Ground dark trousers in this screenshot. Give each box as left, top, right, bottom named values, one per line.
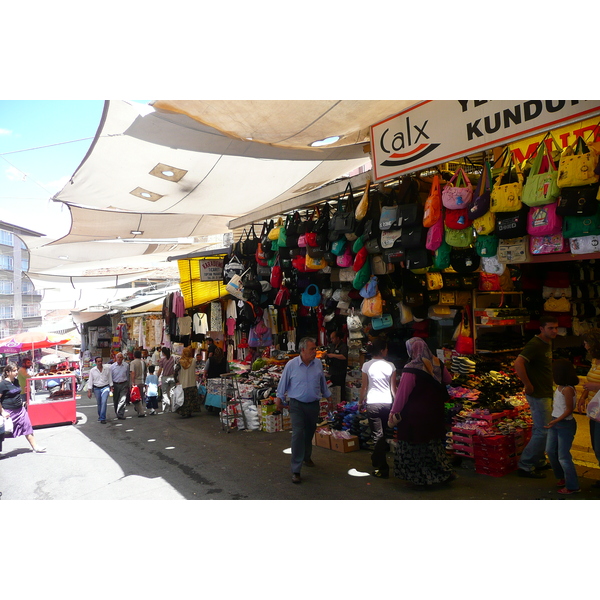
left=289, top=399, right=320, bottom=474
left=330, top=372, right=346, bottom=402
left=367, top=403, right=392, bottom=474
left=113, top=381, right=129, bottom=417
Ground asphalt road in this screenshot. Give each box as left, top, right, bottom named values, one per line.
left=1, top=394, right=599, bottom=501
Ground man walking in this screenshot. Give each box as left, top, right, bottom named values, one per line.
left=130, top=350, right=147, bottom=417
left=111, top=352, right=130, bottom=420
left=87, top=356, right=113, bottom=424
left=275, top=337, right=331, bottom=484
left=513, top=315, right=558, bottom=478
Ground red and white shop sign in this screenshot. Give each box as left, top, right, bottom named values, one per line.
left=370, top=100, right=600, bottom=182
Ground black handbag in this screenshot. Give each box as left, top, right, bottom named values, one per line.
left=365, top=237, right=382, bottom=254
left=495, top=206, right=529, bottom=239
left=260, top=220, right=274, bottom=246
left=397, top=203, right=424, bottom=228
left=556, top=183, right=600, bottom=216
left=450, top=247, right=481, bottom=273
left=330, top=183, right=357, bottom=234
left=382, top=248, right=405, bottom=264
left=400, top=225, right=427, bottom=250
left=241, top=226, right=260, bottom=257
left=404, top=248, right=431, bottom=270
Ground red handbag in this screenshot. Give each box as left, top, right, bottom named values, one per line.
left=275, top=287, right=290, bottom=307
left=444, top=207, right=472, bottom=230
left=478, top=272, right=501, bottom=291
left=270, top=259, right=283, bottom=288
left=455, top=306, right=474, bottom=355
left=352, top=246, right=368, bottom=272
left=130, top=385, right=141, bottom=403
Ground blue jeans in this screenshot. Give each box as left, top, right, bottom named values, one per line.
left=590, top=419, right=600, bottom=465
left=518, top=395, right=552, bottom=472
left=289, top=399, right=320, bottom=474
left=546, top=418, right=579, bottom=490
left=93, top=385, right=111, bottom=421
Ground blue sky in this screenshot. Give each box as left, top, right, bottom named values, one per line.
left=0, top=101, right=112, bottom=237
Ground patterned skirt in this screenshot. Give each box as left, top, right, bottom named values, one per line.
left=393, top=439, right=453, bottom=486
left=176, top=385, right=202, bottom=417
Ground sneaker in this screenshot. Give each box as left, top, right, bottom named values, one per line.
left=517, top=468, right=546, bottom=479
left=33, top=446, right=46, bottom=453
left=557, top=487, right=581, bottom=495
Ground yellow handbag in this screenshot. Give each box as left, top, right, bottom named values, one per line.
left=361, top=291, right=383, bottom=317
left=490, top=153, right=524, bottom=213
left=355, top=178, right=371, bottom=221
left=473, top=211, right=496, bottom=235
left=543, top=295, right=571, bottom=312
left=439, top=291, right=456, bottom=305
left=426, top=272, right=443, bottom=290
left=557, top=137, right=599, bottom=188
left=268, top=217, right=283, bottom=241
left=305, top=254, right=328, bottom=270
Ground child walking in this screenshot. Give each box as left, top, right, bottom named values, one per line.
left=545, top=358, right=580, bottom=495
left=145, top=365, right=159, bottom=415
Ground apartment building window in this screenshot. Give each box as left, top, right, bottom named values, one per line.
left=22, top=304, right=40, bottom=318
left=0, top=230, right=14, bottom=246
left=0, top=280, right=12, bottom=294
left=0, top=306, right=14, bottom=319
left=0, top=255, right=13, bottom=270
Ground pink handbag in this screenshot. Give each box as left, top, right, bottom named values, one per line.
left=526, top=202, right=562, bottom=237
left=442, top=168, right=473, bottom=209
left=336, top=246, right=354, bottom=268
left=426, top=215, right=444, bottom=251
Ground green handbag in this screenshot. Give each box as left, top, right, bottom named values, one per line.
left=475, top=234, right=499, bottom=257
left=562, top=207, right=600, bottom=239
left=331, top=237, right=347, bottom=256
left=353, top=260, right=372, bottom=290
left=432, top=240, right=452, bottom=270
left=278, top=214, right=292, bottom=247
left=522, top=138, right=561, bottom=207
left=444, top=224, right=474, bottom=248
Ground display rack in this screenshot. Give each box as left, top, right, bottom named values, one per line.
left=26, top=373, right=77, bottom=427
left=472, top=291, right=525, bottom=354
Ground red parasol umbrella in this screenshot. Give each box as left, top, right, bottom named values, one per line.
left=0, top=331, right=72, bottom=354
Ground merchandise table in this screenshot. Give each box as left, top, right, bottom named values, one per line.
left=26, top=373, right=77, bottom=427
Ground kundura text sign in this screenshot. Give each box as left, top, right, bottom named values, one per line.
left=370, top=100, right=600, bottom=182
left=199, top=258, right=224, bottom=282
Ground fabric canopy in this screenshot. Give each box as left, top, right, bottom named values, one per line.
left=43, top=100, right=416, bottom=277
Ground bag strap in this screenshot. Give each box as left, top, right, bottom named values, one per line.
left=338, top=182, right=355, bottom=211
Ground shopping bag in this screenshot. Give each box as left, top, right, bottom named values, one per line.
left=586, top=390, right=600, bottom=422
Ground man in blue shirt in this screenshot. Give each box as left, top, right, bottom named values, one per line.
left=276, top=337, right=331, bottom=484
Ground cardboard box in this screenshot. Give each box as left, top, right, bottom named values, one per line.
left=330, top=435, right=359, bottom=453
left=313, top=430, right=332, bottom=449
left=262, top=414, right=282, bottom=433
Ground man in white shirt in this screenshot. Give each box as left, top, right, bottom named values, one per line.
left=87, top=357, right=113, bottom=424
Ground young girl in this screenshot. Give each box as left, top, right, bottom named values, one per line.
left=545, top=358, right=580, bottom=495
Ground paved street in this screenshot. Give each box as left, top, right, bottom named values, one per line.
left=1, top=394, right=599, bottom=501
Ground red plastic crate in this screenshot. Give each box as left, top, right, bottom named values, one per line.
left=472, top=434, right=515, bottom=448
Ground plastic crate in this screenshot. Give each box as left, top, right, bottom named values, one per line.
left=472, top=433, right=515, bottom=448
left=475, top=460, right=518, bottom=477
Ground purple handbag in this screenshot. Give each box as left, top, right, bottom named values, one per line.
left=468, top=162, right=492, bottom=220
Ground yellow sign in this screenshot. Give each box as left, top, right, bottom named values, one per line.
left=509, top=116, right=600, bottom=162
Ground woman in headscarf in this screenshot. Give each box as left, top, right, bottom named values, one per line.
left=174, top=346, right=201, bottom=418
left=388, top=337, right=455, bottom=487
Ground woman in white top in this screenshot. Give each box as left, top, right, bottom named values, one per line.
left=359, top=338, right=397, bottom=478
left=545, top=358, right=579, bottom=494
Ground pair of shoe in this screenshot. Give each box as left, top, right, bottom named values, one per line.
left=33, top=446, right=46, bottom=453
left=303, top=459, right=315, bottom=467
left=292, top=473, right=301, bottom=484
left=100, top=420, right=107, bottom=424
left=557, top=487, right=581, bottom=495
left=117, top=416, right=126, bottom=420
left=517, top=468, right=546, bottom=479
left=148, top=409, right=156, bottom=416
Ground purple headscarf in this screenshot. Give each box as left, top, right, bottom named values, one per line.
left=404, top=337, right=443, bottom=382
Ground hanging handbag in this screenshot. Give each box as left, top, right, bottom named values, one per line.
left=268, top=217, right=283, bottom=241
left=331, top=237, right=347, bottom=256
left=371, top=254, right=394, bottom=275
left=444, top=224, right=474, bottom=248
left=556, top=183, right=600, bottom=216
left=353, top=246, right=368, bottom=272
left=274, top=286, right=291, bottom=307
left=397, top=203, right=424, bottom=228
left=305, top=254, right=328, bottom=271
left=490, top=151, right=524, bottom=212
left=371, top=314, right=394, bottom=330
left=442, top=168, right=473, bottom=209
left=494, top=206, right=529, bottom=239
left=382, top=248, right=405, bottom=264
left=562, top=206, right=600, bottom=238
left=473, top=210, right=496, bottom=236
left=522, top=138, right=561, bottom=206
left=401, top=225, right=427, bottom=249
left=330, top=183, right=357, bottom=234
left=365, top=237, right=382, bottom=254
left=529, top=234, right=569, bottom=255
left=450, top=247, right=480, bottom=273
left=432, top=240, right=452, bottom=270
left=543, top=295, right=571, bottom=312
left=423, top=174, right=443, bottom=227
left=380, top=228, right=403, bottom=249
left=336, top=246, right=354, bottom=268
left=497, top=236, right=530, bottom=263
left=355, top=179, right=370, bottom=221
left=475, top=234, right=498, bottom=257
left=359, top=275, right=379, bottom=299
left=242, top=225, right=260, bottom=256
left=439, top=291, right=456, bottom=305
left=527, top=202, right=562, bottom=236
left=301, top=284, right=322, bottom=307
left=404, top=248, right=431, bottom=270
left=425, top=215, right=444, bottom=251
left=426, top=272, right=443, bottom=290
left=455, top=306, right=474, bottom=355
left=569, top=235, right=600, bottom=254
left=223, top=254, right=245, bottom=283
left=478, top=272, right=501, bottom=291
left=481, top=255, right=506, bottom=275
left=444, top=207, right=472, bottom=230
left=557, top=136, right=600, bottom=188
left=270, top=258, right=283, bottom=288
left=353, top=261, right=372, bottom=290
left=361, top=291, right=383, bottom=317
left=468, top=162, right=493, bottom=220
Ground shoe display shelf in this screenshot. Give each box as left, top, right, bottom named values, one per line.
left=472, top=291, right=526, bottom=354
